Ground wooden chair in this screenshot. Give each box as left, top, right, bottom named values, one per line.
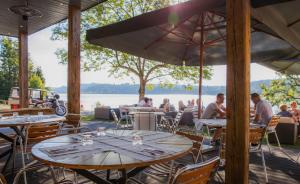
left=0, top=174, right=7, bottom=184
left=14, top=122, right=62, bottom=184
left=249, top=127, right=268, bottom=183
left=171, top=156, right=220, bottom=184
left=176, top=131, right=207, bottom=163
left=265, top=116, right=281, bottom=152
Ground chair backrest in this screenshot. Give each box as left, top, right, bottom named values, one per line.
left=175, top=111, right=184, bottom=123
left=249, top=127, right=265, bottom=145
left=176, top=131, right=203, bottom=149
left=172, top=157, right=220, bottom=184
left=267, top=116, right=280, bottom=131
left=110, top=109, right=119, bottom=123
left=26, top=122, right=61, bottom=144
left=0, top=174, right=6, bottom=184
left=279, top=117, right=295, bottom=124
left=192, top=109, right=199, bottom=120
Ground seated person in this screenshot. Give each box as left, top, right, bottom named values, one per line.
left=178, top=100, right=186, bottom=111
left=277, top=104, right=293, bottom=117
left=201, top=93, right=226, bottom=119
left=289, top=101, right=300, bottom=122
left=159, top=98, right=169, bottom=109
left=137, top=97, right=146, bottom=107
left=251, top=93, right=273, bottom=125
left=142, top=97, right=151, bottom=107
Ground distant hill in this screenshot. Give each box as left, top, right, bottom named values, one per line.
left=53, top=80, right=271, bottom=95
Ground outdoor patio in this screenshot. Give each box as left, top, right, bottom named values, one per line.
left=1, top=120, right=300, bottom=184
left=0, top=0, right=300, bottom=183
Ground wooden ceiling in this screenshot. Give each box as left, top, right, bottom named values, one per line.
left=0, top=0, right=106, bottom=37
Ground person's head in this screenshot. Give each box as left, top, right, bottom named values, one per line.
left=280, top=104, right=288, bottom=112
left=163, top=98, right=168, bottom=104
left=144, top=97, right=149, bottom=104
left=216, top=93, right=225, bottom=104
left=291, top=101, right=298, bottom=109
left=251, top=93, right=261, bottom=104
left=178, top=100, right=184, bottom=107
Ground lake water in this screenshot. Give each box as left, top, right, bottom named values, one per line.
left=60, top=94, right=216, bottom=111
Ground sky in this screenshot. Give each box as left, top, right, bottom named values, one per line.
left=28, top=26, right=278, bottom=88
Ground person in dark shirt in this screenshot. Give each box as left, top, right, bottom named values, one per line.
left=277, top=104, right=293, bottom=117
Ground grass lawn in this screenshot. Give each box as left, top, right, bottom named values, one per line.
left=0, top=104, right=9, bottom=110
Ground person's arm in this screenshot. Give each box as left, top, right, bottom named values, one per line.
left=216, top=104, right=226, bottom=118
left=254, top=104, right=262, bottom=123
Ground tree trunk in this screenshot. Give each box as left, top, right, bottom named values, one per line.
left=139, top=79, right=146, bottom=101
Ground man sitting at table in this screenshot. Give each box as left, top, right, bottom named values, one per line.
left=251, top=93, right=273, bottom=125
left=201, top=93, right=226, bottom=119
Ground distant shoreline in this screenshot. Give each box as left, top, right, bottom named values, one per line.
left=53, top=80, right=270, bottom=95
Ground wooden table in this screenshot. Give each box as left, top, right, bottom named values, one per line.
left=32, top=130, right=193, bottom=184
left=196, top=119, right=264, bottom=129
left=0, top=115, right=65, bottom=174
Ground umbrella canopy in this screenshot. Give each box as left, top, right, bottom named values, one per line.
left=86, top=0, right=299, bottom=67
left=252, top=0, right=300, bottom=50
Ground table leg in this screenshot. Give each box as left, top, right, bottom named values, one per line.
left=72, top=169, right=113, bottom=184
left=72, top=166, right=147, bottom=184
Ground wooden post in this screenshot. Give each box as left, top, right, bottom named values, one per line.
left=19, top=17, right=29, bottom=108
left=198, top=13, right=205, bottom=118
left=225, top=0, right=251, bottom=183
left=67, top=1, right=81, bottom=126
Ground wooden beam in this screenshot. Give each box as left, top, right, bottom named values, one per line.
left=19, top=17, right=29, bottom=108
left=67, top=1, right=81, bottom=125
left=225, top=0, right=251, bottom=183
left=198, top=13, right=205, bottom=118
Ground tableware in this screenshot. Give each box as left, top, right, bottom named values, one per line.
left=13, top=112, right=19, bottom=117
left=132, top=134, right=143, bottom=145
left=96, top=127, right=106, bottom=136
left=81, top=133, right=93, bottom=145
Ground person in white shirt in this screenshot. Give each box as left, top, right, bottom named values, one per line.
left=201, top=93, right=226, bottom=119
left=251, top=93, right=273, bottom=125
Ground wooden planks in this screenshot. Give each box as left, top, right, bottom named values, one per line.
left=225, top=0, right=251, bottom=183
left=19, top=18, right=29, bottom=109
left=67, top=2, right=81, bottom=126
left=0, top=0, right=106, bottom=37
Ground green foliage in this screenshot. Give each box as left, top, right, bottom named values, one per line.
left=0, top=37, right=19, bottom=99
left=51, top=0, right=212, bottom=98
left=261, top=74, right=300, bottom=105
left=0, top=36, right=46, bottom=99
left=29, top=74, right=45, bottom=89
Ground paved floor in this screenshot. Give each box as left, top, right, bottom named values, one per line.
left=1, top=120, right=300, bottom=184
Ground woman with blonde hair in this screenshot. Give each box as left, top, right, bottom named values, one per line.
left=290, top=101, right=300, bottom=122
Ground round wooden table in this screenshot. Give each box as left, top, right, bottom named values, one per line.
left=0, top=115, right=65, bottom=175
left=32, top=130, right=193, bottom=184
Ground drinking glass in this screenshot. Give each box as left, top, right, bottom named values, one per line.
left=13, top=112, right=19, bottom=117
left=81, top=133, right=93, bottom=145
left=96, top=127, right=106, bottom=136
left=38, top=112, right=43, bottom=120
left=132, top=134, right=143, bottom=146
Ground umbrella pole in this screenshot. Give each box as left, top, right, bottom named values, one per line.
left=198, top=13, right=205, bottom=119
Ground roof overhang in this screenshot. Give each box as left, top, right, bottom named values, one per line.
left=0, top=0, right=106, bottom=37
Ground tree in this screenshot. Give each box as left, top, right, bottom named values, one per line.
left=29, top=74, right=45, bottom=89
left=261, top=74, right=300, bottom=105
left=51, top=0, right=212, bottom=100
left=0, top=36, right=46, bottom=99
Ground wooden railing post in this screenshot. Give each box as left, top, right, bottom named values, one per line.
left=19, top=17, right=29, bottom=108
left=225, top=0, right=251, bottom=183
left=67, top=1, right=81, bottom=126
